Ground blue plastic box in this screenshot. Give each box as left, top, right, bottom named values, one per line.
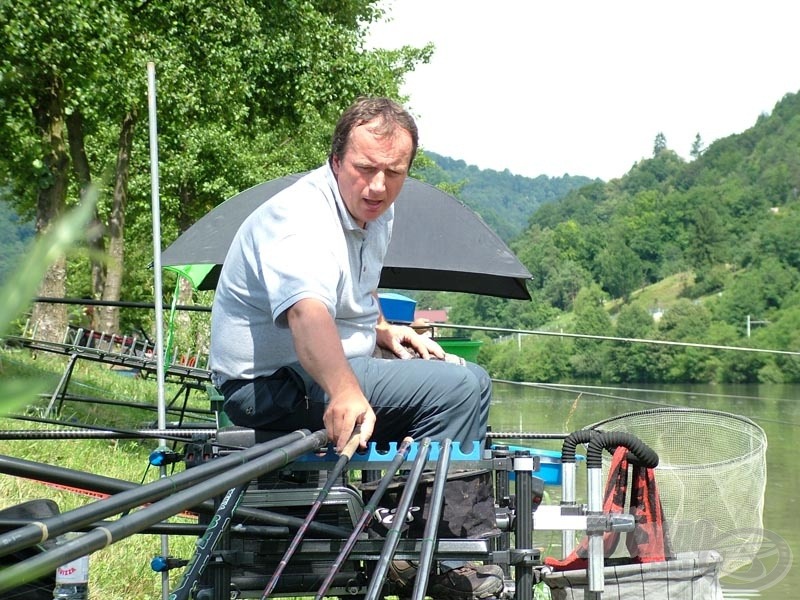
left=378, top=292, right=417, bottom=323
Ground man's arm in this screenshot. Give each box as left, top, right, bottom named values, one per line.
left=286, top=298, right=376, bottom=451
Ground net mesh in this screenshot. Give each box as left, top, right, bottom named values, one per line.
left=590, top=408, right=767, bottom=575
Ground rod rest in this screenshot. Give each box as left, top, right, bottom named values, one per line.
left=213, top=427, right=485, bottom=463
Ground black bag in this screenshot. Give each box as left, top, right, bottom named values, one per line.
left=361, top=469, right=500, bottom=539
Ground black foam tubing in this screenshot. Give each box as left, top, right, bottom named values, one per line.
left=560, top=429, right=597, bottom=463
left=586, top=431, right=659, bottom=469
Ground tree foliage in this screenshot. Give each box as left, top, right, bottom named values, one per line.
left=1, top=0, right=430, bottom=338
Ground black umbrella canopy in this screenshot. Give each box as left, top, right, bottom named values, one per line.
left=161, top=173, right=532, bottom=300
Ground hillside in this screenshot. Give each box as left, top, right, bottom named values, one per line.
left=439, top=89, right=800, bottom=384
left=414, top=152, right=598, bottom=241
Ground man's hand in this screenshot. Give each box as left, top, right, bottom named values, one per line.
left=376, top=321, right=445, bottom=360
left=323, top=392, right=376, bottom=452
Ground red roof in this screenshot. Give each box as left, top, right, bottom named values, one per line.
left=414, top=309, right=448, bottom=323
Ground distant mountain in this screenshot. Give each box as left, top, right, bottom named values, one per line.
left=414, top=151, right=600, bottom=242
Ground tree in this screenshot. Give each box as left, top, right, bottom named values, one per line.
left=569, top=284, right=612, bottom=379
left=690, top=133, right=705, bottom=159
left=596, top=237, right=644, bottom=299
left=653, top=132, right=667, bottom=155
left=603, top=303, right=659, bottom=382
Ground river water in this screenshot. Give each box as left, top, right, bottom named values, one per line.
left=489, top=381, right=798, bottom=598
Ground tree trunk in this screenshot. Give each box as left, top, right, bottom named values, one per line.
left=97, top=109, right=136, bottom=334
left=29, top=75, right=70, bottom=343
left=67, top=108, right=106, bottom=327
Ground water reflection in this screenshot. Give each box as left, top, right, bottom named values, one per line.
left=489, top=381, right=799, bottom=597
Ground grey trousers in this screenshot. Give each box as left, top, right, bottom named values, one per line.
left=219, top=355, right=492, bottom=447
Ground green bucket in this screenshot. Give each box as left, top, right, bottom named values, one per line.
left=436, top=338, right=483, bottom=362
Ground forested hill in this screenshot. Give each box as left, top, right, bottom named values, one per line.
left=414, top=152, right=598, bottom=241
left=445, top=88, right=800, bottom=384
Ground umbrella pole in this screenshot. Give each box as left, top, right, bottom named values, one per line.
left=146, top=60, right=170, bottom=600
left=364, top=438, right=432, bottom=600
left=314, top=438, right=413, bottom=600
left=260, top=429, right=362, bottom=599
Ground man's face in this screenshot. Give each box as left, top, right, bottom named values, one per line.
left=331, top=118, right=413, bottom=227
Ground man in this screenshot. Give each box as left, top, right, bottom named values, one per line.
left=210, top=97, right=502, bottom=598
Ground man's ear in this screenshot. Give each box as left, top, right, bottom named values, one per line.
left=331, top=154, right=341, bottom=176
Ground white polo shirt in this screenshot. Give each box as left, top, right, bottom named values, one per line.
left=209, top=165, right=393, bottom=385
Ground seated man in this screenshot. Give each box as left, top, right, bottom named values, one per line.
left=209, top=96, right=502, bottom=599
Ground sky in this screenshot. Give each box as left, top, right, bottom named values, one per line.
left=366, top=0, right=800, bottom=181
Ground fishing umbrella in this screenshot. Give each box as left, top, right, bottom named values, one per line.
left=161, top=173, right=532, bottom=300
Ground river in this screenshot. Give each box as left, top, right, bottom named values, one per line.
left=489, top=381, right=798, bottom=598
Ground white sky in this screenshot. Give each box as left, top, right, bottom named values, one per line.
left=366, top=0, right=800, bottom=181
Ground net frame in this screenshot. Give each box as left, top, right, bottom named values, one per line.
left=589, top=408, right=767, bottom=575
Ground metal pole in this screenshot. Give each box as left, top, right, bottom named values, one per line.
left=514, top=451, right=535, bottom=600
left=586, top=437, right=605, bottom=598
left=146, top=60, right=170, bottom=600
left=0, top=449, right=350, bottom=543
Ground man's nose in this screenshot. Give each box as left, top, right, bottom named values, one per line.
left=368, top=171, right=386, bottom=194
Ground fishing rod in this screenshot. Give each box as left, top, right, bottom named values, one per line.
left=0, top=427, right=216, bottom=441
left=33, top=296, right=211, bottom=313
left=365, top=437, right=432, bottom=600
left=0, top=518, right=290, bottom=538
left=4, top=414, right=216, bottom=443
left=0, top=429, right=329, bottom=595
left=315, top=437, right=414, bottom=600
left=499, top=380, right=800, bottom=428
left=412, top=438, right=452, bottom=600
left=260, top=428, right=362, bottom=599
left=431, top=322, right=800, bottom=357
left=0, top=452, right=350, bottom=542
left=0, top=430, right=317, bottom=558
left=170, top=483, right=248, bottom=600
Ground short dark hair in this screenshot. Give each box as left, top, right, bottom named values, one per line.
left=329, top=97, right=418, bottom=168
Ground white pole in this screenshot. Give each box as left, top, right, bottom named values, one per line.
left=147, top=60, right=170, bottom=600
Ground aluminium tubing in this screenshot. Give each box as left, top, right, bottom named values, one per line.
left=0, top=429, right=329, bottom=595
left=0, top=430, right=311, bottom=558
left=584, top=430, right=658, bottom=593
left=560, top=430, right=597, bottom=556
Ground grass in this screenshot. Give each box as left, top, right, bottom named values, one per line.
left=605, top=271, right=696, bottom=315
left=0, top=346, right=208, bottom=599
